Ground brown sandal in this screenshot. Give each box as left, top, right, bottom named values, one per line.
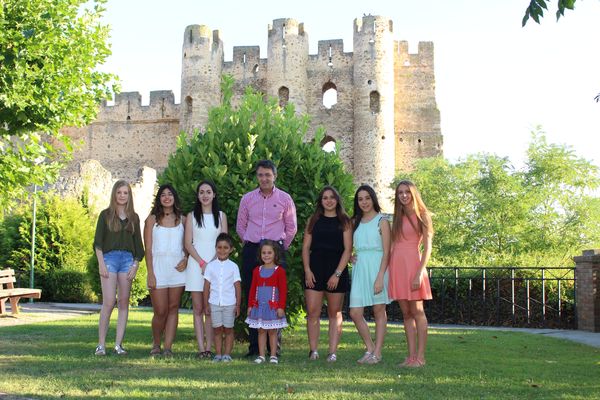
left=150, top=345, right=161, bottom=356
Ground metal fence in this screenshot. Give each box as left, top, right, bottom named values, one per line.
left=344, top=266, right=576, bottom=329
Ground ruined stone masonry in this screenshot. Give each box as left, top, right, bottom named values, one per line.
left=60, top=16, right=443, bottom=212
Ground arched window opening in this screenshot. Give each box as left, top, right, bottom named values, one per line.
left=278, top=86, right=289, bottom=107
left=321, top=135, right=336, bottom=153
left=322, top=82, right=338, bottom=109
left=369, top=91, right=380, bottom=113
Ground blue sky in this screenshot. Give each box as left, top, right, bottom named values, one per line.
left=99, top=0, right=600, bottom=168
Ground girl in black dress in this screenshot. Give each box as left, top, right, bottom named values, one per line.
left=302, top=186, right=352, bottom=362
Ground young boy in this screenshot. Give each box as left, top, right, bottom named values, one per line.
left=203, top=233, right=241, bottom=362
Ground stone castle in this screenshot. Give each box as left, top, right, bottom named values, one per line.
left=60, top=15, right=442, bottom=212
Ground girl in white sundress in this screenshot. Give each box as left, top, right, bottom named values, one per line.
left=185, top=180, right=228, bottom=358
left=144, top=184, right=187, bottom=357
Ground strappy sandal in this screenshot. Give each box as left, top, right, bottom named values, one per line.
left=162, top=349, right=174, bottom=358
left=308, top=350, right=319, bottom=360
left=365, top=354, right=382, bottom=364
left=407, top=357, right=426, bottom=368
left=150, top=345, right=162, bottom=356
left=398, top=356, right=415, bottom=367
left=326, top=353, right=337, bottom=362
left=196, top=351, right=211, bottom=359
left=357, top=351, right=373, bottom=364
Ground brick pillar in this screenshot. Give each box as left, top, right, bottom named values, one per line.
left=574, top=249, right=600, bottom=332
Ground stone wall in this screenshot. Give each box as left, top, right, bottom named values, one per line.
left=59, top=16, right=443, bottom=212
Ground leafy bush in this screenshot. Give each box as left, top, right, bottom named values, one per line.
left=0, top=193, right=98, bottom=302
left=161, top=75, right=355, bottom=326
left=42, top=269, right=96, bottom=303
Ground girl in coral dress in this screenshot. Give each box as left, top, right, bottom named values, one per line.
left=388, top=180, right=433, bottom=368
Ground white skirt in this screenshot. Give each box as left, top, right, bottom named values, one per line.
left=185, top=257, right=205, bottom=292
left=153, top=253, right=186, bottom=289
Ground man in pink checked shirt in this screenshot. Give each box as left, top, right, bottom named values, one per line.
left=236, top=159, right=297, bottom=357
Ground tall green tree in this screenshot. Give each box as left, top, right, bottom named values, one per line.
left=0, top=0, right=117, bottom=209
left=396, top=131, right=600, bottom=267
left=161, top=75, right=355, bottom=324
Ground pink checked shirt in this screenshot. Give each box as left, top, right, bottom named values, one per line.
left=236, top=186, right=297, bottom=249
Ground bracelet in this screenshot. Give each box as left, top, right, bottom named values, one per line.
left=335, top=269, right=342, bottom=278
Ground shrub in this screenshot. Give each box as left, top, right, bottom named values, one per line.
left=161, top=75, right=355, bottom=325
left=0, top=193, right=98, bottom=302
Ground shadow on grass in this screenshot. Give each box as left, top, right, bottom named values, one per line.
left=1, top=311, right=599, bottom=399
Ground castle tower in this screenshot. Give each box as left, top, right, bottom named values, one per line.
left=394, top=41, right=443, bottom=171
left=266, top=18, right=309, bottom=113
left=352, top=16, right=396, bottom=210
left=180, top=25, right=224, bottom=133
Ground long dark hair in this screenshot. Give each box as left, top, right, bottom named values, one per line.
left=306, top=186, right=351, bottom=233
left=351, top=184, right=382, bottom=232
left=193, top=180, right=221, bottom=229
left=151, top=183, right=183, bottom=225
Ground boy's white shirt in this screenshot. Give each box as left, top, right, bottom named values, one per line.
left=204, top=258, right=241, bottom=306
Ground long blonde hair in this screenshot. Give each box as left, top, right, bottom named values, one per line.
left=391, top=180, right=433, bottom=241
left=105, top=180, right=137, bottom=233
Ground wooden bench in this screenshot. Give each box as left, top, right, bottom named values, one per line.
left=0, top=269, right=42, bottom=315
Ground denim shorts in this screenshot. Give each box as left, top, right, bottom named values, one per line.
left=104, top=250, right=134, bottom=274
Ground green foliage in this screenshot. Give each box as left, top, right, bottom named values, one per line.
left=0, top=0, right=118, bottom=210
left=522, top=0, right=576, bottom=26
left=86, top=255, right=148, bottom=306
left=395, top=130, right=600, bottom=267
left=161, top=75, right=355, bottom=324
left=0, top=193, right=98, bottom=302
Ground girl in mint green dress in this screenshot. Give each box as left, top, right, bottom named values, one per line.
left=349, top=185, right=391, bottom=365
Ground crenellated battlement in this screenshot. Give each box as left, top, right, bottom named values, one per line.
left=97, top=90, right=179, bottom=122
left=395, top=41, right=434, bottom=67
left=317, top=40, right=345, bottom=56
left=268, top=18, right=305, bottom=38
left=182, top=24, right=222, bottom=54
left=354, top=15, right=393, bottom=34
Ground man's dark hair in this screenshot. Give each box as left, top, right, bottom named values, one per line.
left=215, top=232, right=234, bottom=248
left=255, top=159, right=277, bottom=175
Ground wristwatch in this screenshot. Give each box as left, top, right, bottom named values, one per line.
left=335, top=270, right=342, bottom=278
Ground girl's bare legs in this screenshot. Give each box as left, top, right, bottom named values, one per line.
left=399, top=300, right=417, bottom=361
left=150, top=288, right=169, bottom=348
left=305, top=290, right=324, bottom=353
left=268, top=329, right=278, bottom=358
left=349, top=307, right=375, bottom=355
left=372, top=303, right=387, bottom=359
left=258, top=328, right=267, bottom=357
left=163, top=286, right=184, bottom=351
left=410, top=300, right=428, bottom=363
left=98, top=273, right=118, bottom=347
left=203, top=313, right=214, bottom=353
left=325, top=292, right=345, bottom=355
left=191, top=291, right=205, bottom=352
left=115, top=273, right=132, bottom=346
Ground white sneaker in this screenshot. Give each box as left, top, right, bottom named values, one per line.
left=114, top=344, right=127, bottom=355
left=95, top=345, right=106, bottom=356
left=269, top=356, right=279, bottom=364
left=254, top=356, right=266, bottom=364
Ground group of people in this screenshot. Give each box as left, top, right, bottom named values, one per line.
left=92, top=159, right=433, bottom=368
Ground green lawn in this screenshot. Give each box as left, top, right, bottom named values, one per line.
left=0, top=310, right=598, bottom=399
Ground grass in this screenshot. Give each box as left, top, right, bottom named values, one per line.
left=0, top=310, right=599, bottom=399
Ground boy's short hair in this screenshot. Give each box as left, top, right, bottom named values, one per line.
left=215, top=232, right=234, bottom=248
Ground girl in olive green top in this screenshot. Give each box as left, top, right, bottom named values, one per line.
left=94, top=180, right=144, bottom=356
